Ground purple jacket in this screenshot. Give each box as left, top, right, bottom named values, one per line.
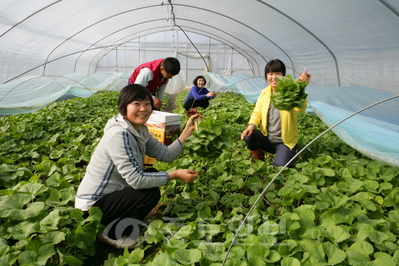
left=184, top=86, right=215, bottom=104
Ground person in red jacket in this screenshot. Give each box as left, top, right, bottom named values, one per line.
left=128, top=57, right=180, bottom=110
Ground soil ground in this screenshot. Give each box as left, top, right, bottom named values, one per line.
left=165, top=93, right=177, bottom=112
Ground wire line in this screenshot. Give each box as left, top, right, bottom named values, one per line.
left=221, top=94, right=399, bottom=265
left=167, top=0, right=210, bottom=72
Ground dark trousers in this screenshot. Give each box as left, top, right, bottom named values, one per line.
left=244, top=129, right=296, bottom=167
left=184, top=96, right=210, bottom=110
left=92, top=168, right=161, bottom=240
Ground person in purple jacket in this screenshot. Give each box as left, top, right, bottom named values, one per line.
left=183, top=75, right=217, bottom=110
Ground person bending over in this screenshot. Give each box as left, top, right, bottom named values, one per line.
left=129, top=57, right=181, bottom=110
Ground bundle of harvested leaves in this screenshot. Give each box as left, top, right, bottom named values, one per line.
left=186, top=108, right=203, bottom=131
left=271, top=74, right=308, bottom=111
left=184, top=116, right=233, bottom=160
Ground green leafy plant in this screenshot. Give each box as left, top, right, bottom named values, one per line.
left=184, top=116, right=234, bottom=160
left=271, top=74, right=308, bottom=110
left=1, top=90, right=398, bottom=266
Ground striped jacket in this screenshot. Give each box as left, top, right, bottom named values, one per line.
left=75, top=113, right=183, bottom=211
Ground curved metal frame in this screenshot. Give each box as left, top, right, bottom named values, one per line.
left=3, top=1, right=340, bottom=86
left=256, top=0, right=340, bottom=86
left=84, top=22, right=265, bottom=77
left=0, top=1, right=62, bottom=38
left=64, top=4, right=290, bottom=77
left=4, top=3, right=293, bottom=82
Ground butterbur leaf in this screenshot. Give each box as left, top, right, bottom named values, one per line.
left=347, top=240, right=373, bottom=257
left=148, top=252, right=179, bottom=266
left=39, top=231, right=66, bottom=244
left=258, top=220, right=280, bottom=236
left=173, top=249, right=202, bottom=265
left=173, top=225, right=194, bottom=239
left=388, top=211, right=399, bottom=228
left=197, top=242, right=225, bottom=261
left=123, top=248, right=145, bottom=264
left=0, top=254, right=17, bottom=265
left=271, top=75, right=308, bottom=111
left=265, top=250, right=281, bottom=263
left=185, top=116, right=233, bottom=160
left=278, top=239, right=297, bottom=257
left=347, top=241, right=396, bottom=265
left=308, top=242, right=346, bottom=265
left=0, top=194, right=45, bottom=221
left=18, top=245, right=55, bottom=266
left=297, top=239, right=321, bottom=253
left=247, top=257, right=266, bottom=266
left=37, top=245, right=56, bottom=265
left=323, top=225, right=351, bottom=244
left=18, top=251, right=37, bottom=266
left=281, top=257, right=301, bottom=266
left=224, top=258, right=247, bottom=266
left=40, top=209, right=61, bottom=232
left=7, top=221, right=40, bottom=240
left=57, top=250, right=83, bottom=266
left=246, top=243, right=270, bottom=258
left=18, top=183, right=48, bottom=197
left=394, top=251, right=399, bottom=265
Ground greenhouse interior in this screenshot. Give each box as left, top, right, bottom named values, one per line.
left=1, top=0, right=399, bottom=265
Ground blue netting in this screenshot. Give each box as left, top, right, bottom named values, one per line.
left=0, top=72, right=129, bottom=115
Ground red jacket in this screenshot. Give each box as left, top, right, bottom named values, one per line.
left=129, top=59, right=167, bottom=95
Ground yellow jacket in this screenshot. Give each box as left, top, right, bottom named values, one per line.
left=248, top=85, right=307, bottom=150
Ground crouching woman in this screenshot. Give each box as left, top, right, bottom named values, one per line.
left=75, top=84, right=199, bottom=249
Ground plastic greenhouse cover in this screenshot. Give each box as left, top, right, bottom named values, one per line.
left=0, top=72, right=129, bottom=114
left=1, top=71, right=398, bottom=168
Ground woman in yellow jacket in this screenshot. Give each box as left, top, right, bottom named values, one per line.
left=240, top=59, right=311, bottom=167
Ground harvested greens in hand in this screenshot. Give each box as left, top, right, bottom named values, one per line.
left=185, top=108, right=199, bottom=117
left=186, top=108, right=203, bottom=131
left=184, top=116, right=233, bottom=160
left=271, top=74, right=308, bottom=111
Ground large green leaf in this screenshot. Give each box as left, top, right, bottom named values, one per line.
left=308, top=242, right=346, bottom=265
left=18, top=245, right=55, bottom=266
left=7, top=221, right=40, bottom=240
left=281, top=257, right=301, bottom=266
left=346, top=241, right=396, bottom=266
left=0, top=194, right=45, bottom=220
left=271, top=74, right=308, bottom=111
left=322, top=225, right=351, bottom=244
left=173, top=249, right=202, bottom=264
left=197, top=242, right=225, bottom=262
left=18, top=183, right=48, bottom=197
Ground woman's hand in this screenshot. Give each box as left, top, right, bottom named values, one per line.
left=168, top=169, right=199, bottom=183
left=299, top=68, right=312, bottom=84
left=185, top=114, right=202, bottom=131
left=207, top=91, right=216, bottom=98
left=178, top=114, right=202, bottom=144
left=240, top=124, right=255, bottom=140
left=154, top=97, right=163, bottom=109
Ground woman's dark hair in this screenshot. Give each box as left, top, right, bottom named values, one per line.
left=193, top=75, right=207, bottom=86
left=264, top=59, right=286, bottom=79
left=118, top=84, right=155, bottom=116
left=161, top=57, right=181, bottom=75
